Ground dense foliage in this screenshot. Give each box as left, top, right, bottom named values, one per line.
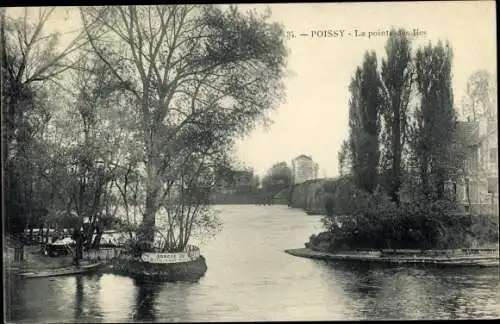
left=261, top=161, right=293, bottom=201
left=211, top=161, right=293, bottom=205
left=348, top=51, right=383, bottom=194
left=2, top=6, right=288, bottom=258
left=323, top=31, right=498, bottom=252
left=313, top=177, right=498, bottom=251
left=379, top=29, right=413, bottom=205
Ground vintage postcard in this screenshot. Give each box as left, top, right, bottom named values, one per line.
left=2, top=1, right=498, bottom=322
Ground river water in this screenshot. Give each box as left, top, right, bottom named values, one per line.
left=5, top=205, right=500, bottom=322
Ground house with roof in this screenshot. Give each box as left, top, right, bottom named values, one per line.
left=452, top=116, right=498, bottom=215
left=291, top=154, right=319, bottom=184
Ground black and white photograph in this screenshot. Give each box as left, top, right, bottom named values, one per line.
left=2, top=1, right=498, bottom=322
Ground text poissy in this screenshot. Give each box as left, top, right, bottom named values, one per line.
left=310, top=30, right=346, bottom=38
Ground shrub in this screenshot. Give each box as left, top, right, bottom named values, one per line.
left=469, top=213, right=499, bottom=246
left=316, top=176, right=498, bottom=251
left=318, top=189, right=489, bottom=251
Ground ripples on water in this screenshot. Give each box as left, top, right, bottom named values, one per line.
left=5, top=205, right=500, bottom=322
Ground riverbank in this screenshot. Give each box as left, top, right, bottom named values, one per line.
left=5, top=240, right=207, bottom=282
left=284, top=248, right=500, bottom=267
left=4, top=244, right=74, bottom=274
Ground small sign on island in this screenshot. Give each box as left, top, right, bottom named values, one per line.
left=141, top=249, right=200, bottom=264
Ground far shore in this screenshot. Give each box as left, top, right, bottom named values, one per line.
left=284, top=248, right=499, bottom=268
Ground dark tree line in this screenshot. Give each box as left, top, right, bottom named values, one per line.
left=318, top=30, right=497, bottom=251
left=346, top=29, right=459, bottom=203
left=2, top=6, right=288, bottom=260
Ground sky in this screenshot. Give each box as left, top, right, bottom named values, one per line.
left=6, top=2, right=497, bottom=178
left=232, top=1, right=497, bottom=178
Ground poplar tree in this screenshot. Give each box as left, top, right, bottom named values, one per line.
left=380, top=29, right=413, bottom=205
left=411, top=41, right=456, bottom=200
left=348, top=51, right=383, bottom=193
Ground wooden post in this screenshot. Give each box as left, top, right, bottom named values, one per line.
left=14, top=241, right=24, bottom=263
left=39, top=225, right=43, bottom=243
left=492, top=192, right=495, bottom=216
left=29, top=226, right=33, bottom=243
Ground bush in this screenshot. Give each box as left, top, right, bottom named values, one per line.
left=316, top=179, right=494, bottom=251
left=469, top=213, right=499, bottom=246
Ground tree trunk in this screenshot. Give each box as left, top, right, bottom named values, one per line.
left=92, top=229, right=102, bottom=249
left=421, top=161, right=430, bottom=199
left=391, top=112, right=402, bottom=206
left=72, top=228, right=84, bottom=267
left=436, top=167, right=446, bottom=200
left=75, top=240, right=83, bottom=267
left=143, top=142, right=162, bottom=244
left=465, top=178, right=472, bottom=215
left=437, top=179, right=445, bottom=200
left=14, top=246, right=24, bottom=263
left=143, top=192, right=156, bottom=243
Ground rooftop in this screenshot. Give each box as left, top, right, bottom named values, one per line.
left=293, top=154, right=312, bottom=161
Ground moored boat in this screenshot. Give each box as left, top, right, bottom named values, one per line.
left=18, top=262, right=103, bottom=279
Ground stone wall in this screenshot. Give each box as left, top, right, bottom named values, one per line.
left=290, top=179, right=327, bottom=213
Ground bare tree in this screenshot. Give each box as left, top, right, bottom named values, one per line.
left=2, top=8, right=90, bottom=235
left=1, top=7, right=88, bottom=164
left=80, top=5, right=287, bottom=246
left=56, top=54, right=131, bottom=262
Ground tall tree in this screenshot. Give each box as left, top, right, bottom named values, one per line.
left=461, top=69, right=497, bottom=121
left=411, top=41, right=456, bottom=200
left=380, top=28, right=413, bottom=205
left=65, top=55, right=129, bottom=262
left=348, top=51, right=383, bottom=193
left=1, top=8, right=87, bottom=234
left=80, top=5, right=287, bottom=245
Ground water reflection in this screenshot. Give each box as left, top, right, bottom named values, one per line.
left=5, top=205, right=500, bottom=322
left=132, top=280, right=161, bottom=322
left=75, top=276, right=84, bottom=319
left=97, top=273, right=136, bottom=322
left=72, top=274, right=104, bottom=321
left=312, top=261, right=500, bottom=320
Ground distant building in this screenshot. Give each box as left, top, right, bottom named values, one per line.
left=292, top=155, right=319, bottom=184
left=452, top=116, right=498, bottom=215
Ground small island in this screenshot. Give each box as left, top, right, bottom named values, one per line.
left=3, top=5, right=288, bottom=282
left=285, top=31, right=499, bottom=267
left=285, top=175, right=499, bottom=267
